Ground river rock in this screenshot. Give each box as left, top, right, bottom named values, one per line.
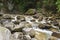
left=29, top=29, right=35, bottom=38
left=49, top=36, right=58, bottom=40
left=12, top=32, right=31, bottom=40
left=0, top=27, right=12, bottom=40
left=13, top=25, right=23, bottom=32
left=12, top=32, right=24, bottom=40
left=16, top=15, right=25, bottom=22
left=3, top=14, right=13, bottom=20
left=30, top=22, right=39, bottom=28
left=24, top=23, right=32, bottom=28
left=23, top=28, right=32, bottom=34
left=38, top=23, right=45, bottom=29
left=35, top=32, right=50, bottom=40
left=49, top=28, right=59, bottom=32
left=24, top=35, right=31, bottom=40
left=31, top=38, right=37, bottom=40
left=25, top=9, right=36, bottom=15
left=13, top=22, right=32, bottom=32
left=25, top=16, right=34, bottom=23
left=3, top=22, right=15, bottom=31
left=38, top=16, right=43, bottom=21
left=13, top=21, right=20, bottom=25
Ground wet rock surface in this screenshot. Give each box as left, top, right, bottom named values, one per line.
left=0, top=14, right=60, bottom=40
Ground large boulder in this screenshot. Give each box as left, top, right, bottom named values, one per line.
left=0, top=27, right=12, bottom=40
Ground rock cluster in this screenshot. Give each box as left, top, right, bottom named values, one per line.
left=0, top=14, right=60, bottom=40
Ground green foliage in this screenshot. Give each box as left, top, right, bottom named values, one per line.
left=0, top=2, right=3, bottom=10
left=0, top=0, right=58, bottom=14
left=56, top=0, right=60, bottom=12
left=10, top=0, right=36, bottom=13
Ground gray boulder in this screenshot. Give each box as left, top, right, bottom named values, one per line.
left=0, top=27, right=12, bottom=40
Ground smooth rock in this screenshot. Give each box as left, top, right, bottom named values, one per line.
left=25, top=9, right=36, bottom=15
left=0, top=27, right=11, bottom=40
left=49, top=36, right=58, bottom=40
left=35, top=32, right=50, bottom=40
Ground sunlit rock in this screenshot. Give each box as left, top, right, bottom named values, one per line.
left=49, top=36, right=58, bottom=40
left=23, top=27, right=53, bottom=40
left=0, top=27, right=11, bottom=40
left=33, top=28, right=53, bottom=40
left=49, top=28, right=59, bottom=32
left=23, top=28, right=35, bottom=38
left=29, top=29, right=35, bottom=38
left=35, top=32, right=48, bottom=40
left=24, top=35, right=31, bottom=40
left=23, top=28, right=32, bottom=34
left=25, top=16, right=34, bottom=23
left=11, top=16, right=17, bottom=22
left=25, top=9, right=36, bottom=15
left=24, top=23, right=32, bottom=28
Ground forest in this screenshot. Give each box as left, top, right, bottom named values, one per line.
left=0, top=0, right=60, bottom=16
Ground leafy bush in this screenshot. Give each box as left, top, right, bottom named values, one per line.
left=56, top=0, right=60, bottom=12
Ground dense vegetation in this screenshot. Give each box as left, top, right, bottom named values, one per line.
left=0, top=0, right=60, bottom=15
